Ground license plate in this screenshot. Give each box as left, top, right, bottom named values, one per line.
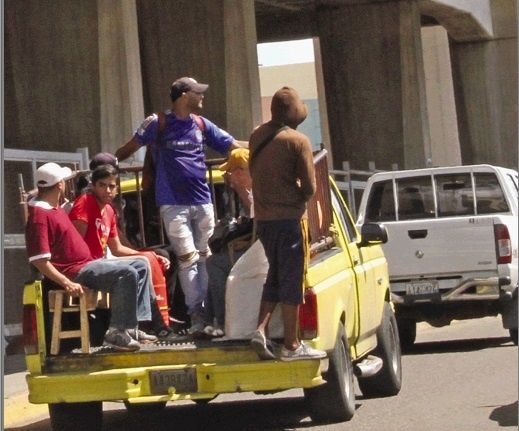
left=405, top=280, right=439, bottom=296
left=149, top=368, right=197, bottom=394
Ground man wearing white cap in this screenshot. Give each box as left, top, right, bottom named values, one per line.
left=25, top=162, right=154, bottom=351
left=116, top=76, right=247, bottom=335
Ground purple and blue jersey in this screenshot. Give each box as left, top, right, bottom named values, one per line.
left=134, top=110, right=234, bottom=206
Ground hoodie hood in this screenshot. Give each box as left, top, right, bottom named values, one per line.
left=270, top=87, right=308, bottom=129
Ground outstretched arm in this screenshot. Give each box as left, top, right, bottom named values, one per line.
left=115, top=137, right=141, bottom=162
left=230, top=140, right=249, bottom=150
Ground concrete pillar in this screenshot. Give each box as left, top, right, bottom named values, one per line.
left=223, top=0, right=262, bottom=138
left=135, top=0, right=260, bottom=141
left=4, top=0, right=100, bottom=152
left=449, top=0, right=518, bottom=167
left=422, top=26, right=462, bottom=166
left=317, top=0, right=430, bottom=170
left=313, top=38, right=333, bottom=167
left=98, top=0, right=145, bottom=156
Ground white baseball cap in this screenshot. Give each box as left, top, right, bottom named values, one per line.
left=35, top=162, right=73, bottom=188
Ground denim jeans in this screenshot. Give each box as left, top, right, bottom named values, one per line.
left=75, top=258, right=151, bottom=329
left=160, top=204, right=215, bottom=319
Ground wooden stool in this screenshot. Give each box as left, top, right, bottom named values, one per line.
left=48, top=289, right=99, bottom=355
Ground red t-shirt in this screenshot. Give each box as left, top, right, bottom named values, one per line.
left=68, top=193, right=118, bottom=259
left=25, top=200, right=93, bottom=279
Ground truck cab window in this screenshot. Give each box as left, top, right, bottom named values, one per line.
left=396, top=176, right=434, bottom=220
left=365, top=180, right=395, bottom=222
left=435, top=173, right=473, bottom=217
left=331, top=187, right=356, bottom=242
left=474, top=172, right=510, bottom=214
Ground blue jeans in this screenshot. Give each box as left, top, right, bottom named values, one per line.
left=160, top=204, right=215, bottom=320
left=75, top=258, right=151, bottom=329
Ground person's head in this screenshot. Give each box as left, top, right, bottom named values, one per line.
left=270, top=86, right=308, bottom=129
left=35, top=162, right=74, bottom=197
left=219, top=148, right=251, bottom=191
left=170, top=77, right=209, bottom=111
left=89, top=152, right=119, bottom=171
left=90, top=164, right=118, bottom=206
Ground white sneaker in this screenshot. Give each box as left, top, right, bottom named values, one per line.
left=280, top=342, right=327, bottom=361
left=127, top=328, right=158, bottom=343
left=250, top=330, right=275, bottom=360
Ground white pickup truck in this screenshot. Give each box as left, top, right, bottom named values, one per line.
left=357, top=164, right=518, bottom=348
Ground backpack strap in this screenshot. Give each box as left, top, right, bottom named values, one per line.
left=249, top=125, right=289, bottom=167
left=193, top=114, right=206, bottom=133
left=157, top=111, right=166, bottom=135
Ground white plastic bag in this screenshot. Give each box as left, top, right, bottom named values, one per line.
left=224, top=240, right=284, bottom=339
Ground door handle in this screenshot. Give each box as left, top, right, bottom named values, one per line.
left=408, top=229, right=427, bottom=239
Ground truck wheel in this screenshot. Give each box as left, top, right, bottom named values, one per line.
left=359, top=303, right=402, bottom=398
left=304, top=323, right=355, bottom=423
left=396, top=317, right=416, bottom=351
left=509, top=328, right=518, bottom=346
left=49, top=402, right=102, bottom=431
left=124, top=400, right=167, bottom=414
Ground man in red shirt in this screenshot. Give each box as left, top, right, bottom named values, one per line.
left=69, top=161, right=177, bottom=340
left=25, top=162, right=154, bottom=351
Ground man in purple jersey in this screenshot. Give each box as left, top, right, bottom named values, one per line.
left=116, top=77, right=247, bottom=335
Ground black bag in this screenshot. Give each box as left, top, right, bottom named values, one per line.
left=209, top=217, right=253, bottom=253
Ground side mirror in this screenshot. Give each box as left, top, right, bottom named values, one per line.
left=359, top=223, right=388, bottom=247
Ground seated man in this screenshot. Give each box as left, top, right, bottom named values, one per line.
left=204, top=148, right=254, bottom=337
left=69, top=157, right=178, bottom=341
left=25, top=162, right=155, bottom=351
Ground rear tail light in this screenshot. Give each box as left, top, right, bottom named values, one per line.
left=23, top=304, right=39, bottom=354
left=494, top=224, right=512, bottom=264
left=299, top=288, right=318, bottom=339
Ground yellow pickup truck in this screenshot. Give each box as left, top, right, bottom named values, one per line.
left=22, top=150, right=401, bottom=430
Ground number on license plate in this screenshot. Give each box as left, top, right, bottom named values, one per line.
left=405, top=281, right=439, bottom=296
left=149, top=368, right=197, bottom=394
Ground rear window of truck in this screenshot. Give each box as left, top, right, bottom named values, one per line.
left=365, top=171, right=510, bottom=222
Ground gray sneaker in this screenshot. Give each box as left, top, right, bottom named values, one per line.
left=103, top=329, right=140, bottom=351
left=250, top=330, right=276, bottom=360
left=127, top=329, right=158, bottom=343
left=280, top=342, right=327, bottom=361
left=188, top=321, right=205, bottom=336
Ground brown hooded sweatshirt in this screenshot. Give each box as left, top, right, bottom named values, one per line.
left=249, top=87, right=316, bottom=221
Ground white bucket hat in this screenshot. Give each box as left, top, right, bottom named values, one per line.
left=35, top=162, right=73, bottom=188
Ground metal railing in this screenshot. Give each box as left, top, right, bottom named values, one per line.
left=330, top=161, right=398, bottom=219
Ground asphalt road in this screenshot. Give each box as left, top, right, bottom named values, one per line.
left=5, top=316, right=517, bottom=431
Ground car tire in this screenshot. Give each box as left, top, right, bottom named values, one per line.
left=358, top=303, right=403, bottom=398
left=49, top=401, right=102, bottom=431
left=304, top=323, right=355, bottom=423
left=396, top=316, right=416, bottom=351
left=509, top=328, right=518, bottom=346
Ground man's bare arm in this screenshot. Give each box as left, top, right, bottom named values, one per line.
left=115, top=137, right=141, bottom=162
left=31, top=259, right=84, bottom=297
left=230, top=140, right=249, bottom=150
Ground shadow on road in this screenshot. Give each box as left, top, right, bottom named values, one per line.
left=403, top=336, right=512, bottom=355
left=6, top=396, right=354, bottom=431
left=489, top=400, right=518, bottom=427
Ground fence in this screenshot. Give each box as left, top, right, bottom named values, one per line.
left=330, top=161, right=398, bottom=220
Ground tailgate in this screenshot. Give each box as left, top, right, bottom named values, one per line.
left=382, top=217, right=497, bottom=279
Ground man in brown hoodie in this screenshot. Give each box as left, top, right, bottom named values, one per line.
left=249, top=87, right=326, bottom=361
